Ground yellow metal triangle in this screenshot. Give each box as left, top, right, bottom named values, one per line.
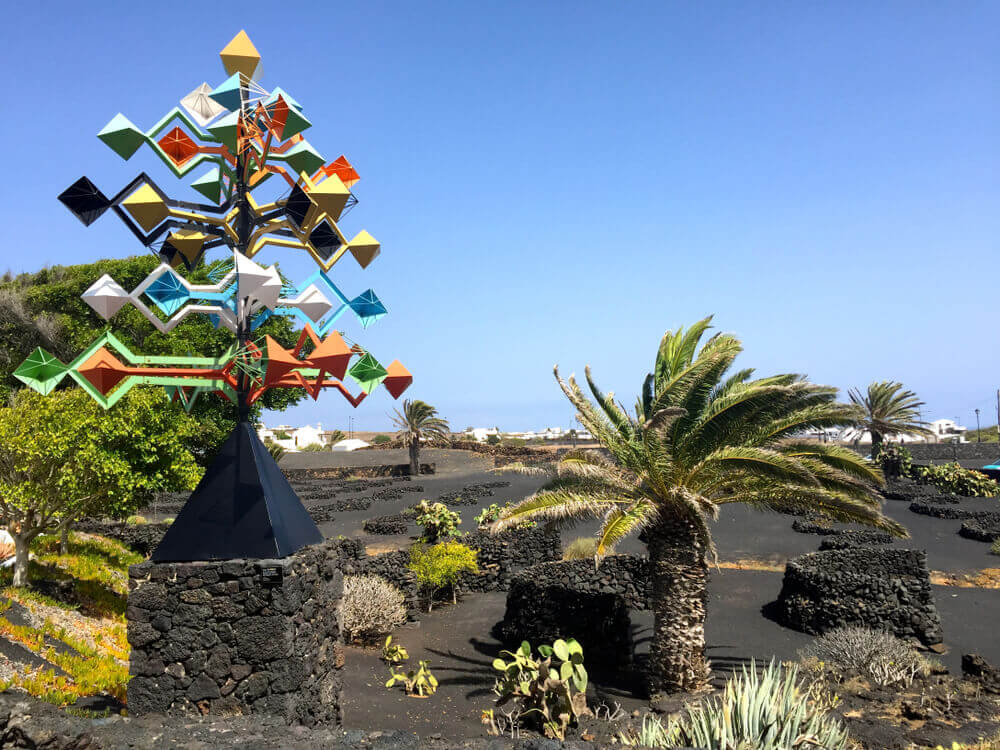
left=122, top=184, right=169, bottom=233
left=220, top=30, right=261, bottom=78
left=168, top=228, right=208, bottom=260
left=348, top=230, right=380, bottom=268
left=308, top=175, right=351, bottom=221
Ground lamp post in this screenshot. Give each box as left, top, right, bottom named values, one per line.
left=976, top=408, right=981, bottom=442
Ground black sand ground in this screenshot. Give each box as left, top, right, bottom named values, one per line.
left=342, top=571, right=1000, bottom=737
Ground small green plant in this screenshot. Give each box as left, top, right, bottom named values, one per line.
left=799, top=627, right=928, bottom=688
left=562, top=536, right=598, bottom=560
left=408, top=540, right=478, bottom=611
left=272, top=430, right=291, bottom=440
left=124, top=515, right=147, bottom=525
left=622, top=659, right=849, bottom=750
left=490, top=638, right=590, bottom=740
left=414, top=500, right=461, bottom=542
left=475, top=503, right=537, bottom=530
left=372, top=434, right=392, bottom=444
left=385, top=659, right=438, bottom=697
left=486, top=433, right=500, bottom=445
left=991, top=538, right=1000, bottom=556
left=873, top=443, right=913, bottom=478
left=300, top=443, right=329, bottom=452
left=916, top=462, right=999, bottom=497
left=381, top=636, right=409, bottom=664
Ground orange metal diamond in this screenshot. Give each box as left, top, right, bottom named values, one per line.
left=158, top=127, right=199, bottom=166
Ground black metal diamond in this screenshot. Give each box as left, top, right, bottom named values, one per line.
left=58, top=176, right=111, bottom=227
left=284, top=183, right=313, bottom=230
left=308, top=219, right=343, bottom=261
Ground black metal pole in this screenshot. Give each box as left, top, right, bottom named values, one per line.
left=235, top=81, right=251, bottom=427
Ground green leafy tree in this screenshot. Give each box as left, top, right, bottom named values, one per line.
left=391, top=399, right=450, bottom=476
left=1, top=256, right=304, bottom=464
left=492, top=318, right=906, bottom=695
left=0, top=388, right=200, bottom=586
left=848, top=381, right=932, bottom=454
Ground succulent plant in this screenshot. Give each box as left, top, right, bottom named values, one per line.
left=381, top=636, right=409, bottom=665
left=385, top=659, right=438, bottom=697
left=490, top=638, right=589, bottom=740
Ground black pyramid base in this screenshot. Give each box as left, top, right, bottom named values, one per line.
left=152, top=422, right=323, bottom=562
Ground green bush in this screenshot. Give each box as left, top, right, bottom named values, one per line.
left=474, top=502, right=536, bottom=530
left=414, top=500, right=461, bottom=542
left=623, top=659, right=849, bottom=749
left=486, top=434, right=500, bottom=445
left=873, top=444, right=913, bottom=478
left=408, top=540, right=478, bottom=610
left=372, top=434, right=392, bottom=445
left=272, top=430, right=291, bottom=440
left=562, top=536, right=598, bottom=560
left=915, top=462, right=999, bottom=497
left=300, top=443, right=328, bottom=452
left=991, top=538, right=1000, bottom=556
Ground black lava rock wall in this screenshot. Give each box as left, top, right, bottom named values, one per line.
left=775, top=547, right=943, bottom=646
left=126, top=538, right=352, bottom=724
left=341, top=527, right=562, bottom=615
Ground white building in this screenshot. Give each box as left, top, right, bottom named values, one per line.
left=927, top=419, right=968, bottom=443
left=258, top=423, right=337, bottom=451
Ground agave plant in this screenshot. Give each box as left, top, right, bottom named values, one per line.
left=491, top=317, right=906, bottom=694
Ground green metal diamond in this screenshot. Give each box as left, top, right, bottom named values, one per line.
left=14, top=348, right=69, bottom=395
left=348, top=353, right=388, bottom=394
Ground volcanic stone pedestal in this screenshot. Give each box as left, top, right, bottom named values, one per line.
left=126, top=539, right=348, bottom=725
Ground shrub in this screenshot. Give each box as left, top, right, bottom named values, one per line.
left=992, top=538, right=1000, bottom=556
left=273, top=430, right=291, bottom=440
left=340, top=575, right=407, bottom=643
left=873, top=443, right=913, bottom=478
left=372, top=434, right=392, bottom=445
left=489, top=638, right=589, bottom=740
left=562, top=536, right=598, bottom=560
left=408, top=540, right=478, bottom=610
left=475, top=502, right=537, bottom=530
left=486, top=434, right=500, bottom=445
left=300, top=443, right=328, bottom=452
left=799, top=627, right=926, bottom=688
left=125, top=515, right=147, bottom=525
left=916, top=462, right=999, bottom=497
left=414, top=500, right=461, bottom=542
left=625, top=659, right=849, bottom=750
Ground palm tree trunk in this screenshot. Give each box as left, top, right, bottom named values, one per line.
left=409, top=438, right=419, bottom=477
left=646, top=515, right=711, bottom=695
left=871, top=430, right=884, bottom=456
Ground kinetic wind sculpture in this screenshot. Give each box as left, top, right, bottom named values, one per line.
left=15, top=31, right=413, bottom=561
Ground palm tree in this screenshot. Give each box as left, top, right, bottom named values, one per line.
left=848, top=381, right=931, bottom=454
left=391, top=399, right=450, bottom=476
left=491, top=318, right=906, bottom=696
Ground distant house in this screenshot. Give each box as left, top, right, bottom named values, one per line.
left=927, top=419, right=968, bottom=444
left=331, top=438, right=369, bottom=452
left=465, top=427, right=501, bottom=443
left=257, top=423, right=333, bottom=451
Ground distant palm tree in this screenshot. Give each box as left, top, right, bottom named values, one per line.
left=492, top=318, right=906, bottom=696
left=391, top=399, right=450, bottom=476
left=327, top=429, right=346, bottom=446
left=849, top=381, right=931, bottom=453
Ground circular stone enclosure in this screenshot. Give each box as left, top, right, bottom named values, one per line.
left=775, top=547, right=943, bottom=646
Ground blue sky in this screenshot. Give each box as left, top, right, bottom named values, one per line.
left=1, top=2, right=997, bottom=432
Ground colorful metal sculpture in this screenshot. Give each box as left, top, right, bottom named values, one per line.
left=20, top=32, right=413, bottom=562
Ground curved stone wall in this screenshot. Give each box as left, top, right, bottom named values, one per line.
left=775, top=548, right=943, bottom=646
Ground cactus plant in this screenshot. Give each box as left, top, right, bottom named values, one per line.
left=381, top=636, right=409, bottom=665
left=491, top=638, right=590, bottom=740
left=385, top=659, right=438, bottom=697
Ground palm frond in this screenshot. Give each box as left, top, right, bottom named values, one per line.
left=595, top=501, right=656, bottom=559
